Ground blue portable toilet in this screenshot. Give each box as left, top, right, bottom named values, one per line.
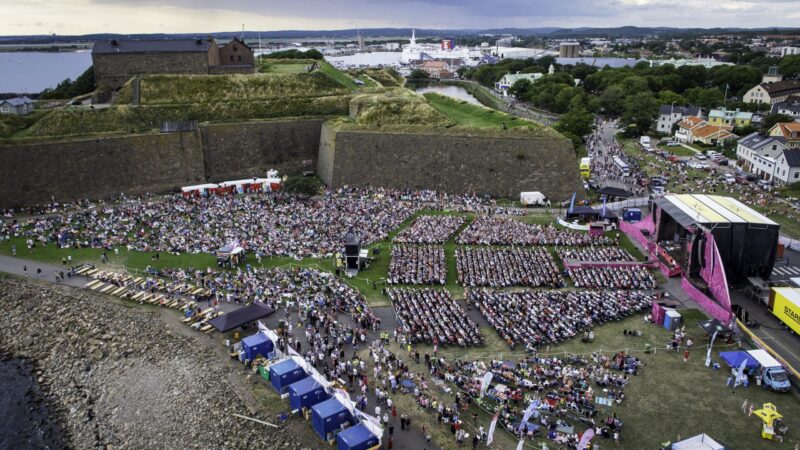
left=311, top=398, right=355, bottom=441
left=337, top=423, right=379, bottom=450
left=623, top=208, right=642, bottom=222
left=664, top=310, right=682, bottom=331
left=269, top=359, right=307, bottom=393
left=288, top=376, right=330, bottom=411
left=241, top=332, right=274, bottom=361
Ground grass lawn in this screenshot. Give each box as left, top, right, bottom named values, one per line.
left=667, top=145, right=698, bottom=157
left=260, top=63, right=309, bottom=74
left=423, top=92, right=535, bottom=130
left=319, top=60, right=358, bottom=90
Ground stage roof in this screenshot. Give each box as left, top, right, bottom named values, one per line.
left=655, top=194, right=777, bottom=227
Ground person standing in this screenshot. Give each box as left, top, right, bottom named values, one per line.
left=683, top=349, right=690, bottom=363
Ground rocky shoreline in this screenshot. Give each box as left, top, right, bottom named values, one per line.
left=0, top=276, right=295, bottom=449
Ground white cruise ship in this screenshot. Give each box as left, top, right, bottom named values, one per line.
left=399, top=30, right=484, bottom=66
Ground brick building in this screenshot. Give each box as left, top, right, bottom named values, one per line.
left=92, top=37, right=254, bottom=89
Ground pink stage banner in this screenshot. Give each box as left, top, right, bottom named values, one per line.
left=620, top=214, right=656, bottom=256
left=680, top=277, right=732, bottom=322
left=698, top=232, right=732, bottom=314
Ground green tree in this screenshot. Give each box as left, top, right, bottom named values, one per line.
left=556, top=104, right=595, bottom=146
left=657, top=90, right=686, bottom=107
left=282, top=176, right=323, bottom=196
left=598, top=85, right=626, bottom=115
left=508, top=79, right=533, bottom=100
left=621, top=91, right=659, bottom=135
left=266, top=49, right=323, bottom=60
left=684, top=87, right=724, bottom=110
left=762, top=114, right=795, bottom=132
left=778, top=55, right=800, bottom=78
left=40, top=66, right=96, bottom=99
left=408, top=69, right=429, bottom=80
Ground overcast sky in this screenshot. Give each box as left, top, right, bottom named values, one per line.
left=2, top=0, right=799, bottom=36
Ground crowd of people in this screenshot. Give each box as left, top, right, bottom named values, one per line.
left=457, top=217, right=611, bottom=246
left=4, top=188, right=432, bottom=259
left=446, top=354, right=631, bottom=444
left=567, top=267, right=658, bottom=290
left=159, top=266, right=380, bottom=328
left=393, top=215, right=465, bottom=244
left=387, top=288, right=483, bottom=347
left=455, top=248, right=563, bottom=288
left=556, top=247, right=636, bottom=263
left=470, top=289, right=655, bottom=351
left=388, top=245, right=446, bottom=285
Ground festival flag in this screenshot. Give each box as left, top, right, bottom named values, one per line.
left=734, top=358, right=748, bottom=388
left=568, top=192, right=577, bottom=213
left=519, top=399, right=540, bottom=430
left=601, top=195, right=607, bottom=217
left=705, top=330, right=718, bottom=367
left=486, top=413, right=499, bottom=446
left=479, top=371, right=494, bottom=399
left=516, top=438, right=525, bottom=450
left=577, top=428, right=595, bottom=450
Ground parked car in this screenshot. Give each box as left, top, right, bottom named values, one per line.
left=694, top=153, right=707, bottom=160
left=724, top=173, right=736, bottom=184
left=758, top=179, right=773, bottom=190
left=735, top=175, right=749, bottom=184
left=667, top=142, right=680, bottom=147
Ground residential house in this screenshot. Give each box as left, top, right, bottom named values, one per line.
left=782, top=46, right=800, bottom=57
left=771, top=96, right=800, bottom=121
left=744, top=80, right=800, bottom=105
left=675, top=116, right=707, bottom=143
left=708, top=108, right=752, bottom=128
left=218, top=37, right=255, bottom=67
left=769, top=122, right=800, bottom=148
left=736, top=132, right=787, bottom=173
left=655, top=105, right=701, bottom=134
left=0, top=96, right=35, bottom=116
left=774, top=149, right=800, bottom=184
left=691, top=124, right=737, bottom=145
left=494, top=71, right=544, bottom=96
left=419, top=60, right=452, bottom=79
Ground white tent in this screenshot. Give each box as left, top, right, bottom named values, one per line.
left=672, top=434, right=725, bottom=450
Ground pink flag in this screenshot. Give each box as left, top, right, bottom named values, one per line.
left=486, top=413, right=499, bottom=446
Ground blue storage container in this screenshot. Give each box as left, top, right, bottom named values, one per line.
left=288, top=376, right=330, bottom=411
left=241, top=332, right=274, bottom=361
left=337, top=423, right=379, bottom=450
left=623, top=208, right=642, bottom=222
left=269, top=359, right=307, bottom=393
left=311, top=398, right=355, bottom=441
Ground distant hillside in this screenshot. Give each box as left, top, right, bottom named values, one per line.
left=2, top=26, right=799, bottom=43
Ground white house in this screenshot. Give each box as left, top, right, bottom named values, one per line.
left=774, top=149, right=800, bottom=184
left=744, top=80, right=800, bottom=105
left=495, top=71, right=543, bottom=96
left=655, top=105, right=702, bottom=134
left=782, top=46, right=800, bottom=57
left=736, top=132, right=787, bottom=173
left=0, top=96, right=35, bottom=116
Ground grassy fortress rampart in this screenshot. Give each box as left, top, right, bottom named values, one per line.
left=0, top=61, right=582, bottom=206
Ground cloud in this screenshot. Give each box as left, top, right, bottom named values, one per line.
left=0, top=0, right=796, bottom=35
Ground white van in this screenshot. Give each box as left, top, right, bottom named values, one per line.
left=520, top=191, right=547, bottom=206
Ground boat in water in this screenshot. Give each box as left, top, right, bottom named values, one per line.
left=399, top=30, right=484, bottom=67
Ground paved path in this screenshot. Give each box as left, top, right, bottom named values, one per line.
left=0, top=254, right=86, bottom=288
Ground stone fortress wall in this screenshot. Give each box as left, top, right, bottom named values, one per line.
left=0, top=118, right=582, bottom=207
